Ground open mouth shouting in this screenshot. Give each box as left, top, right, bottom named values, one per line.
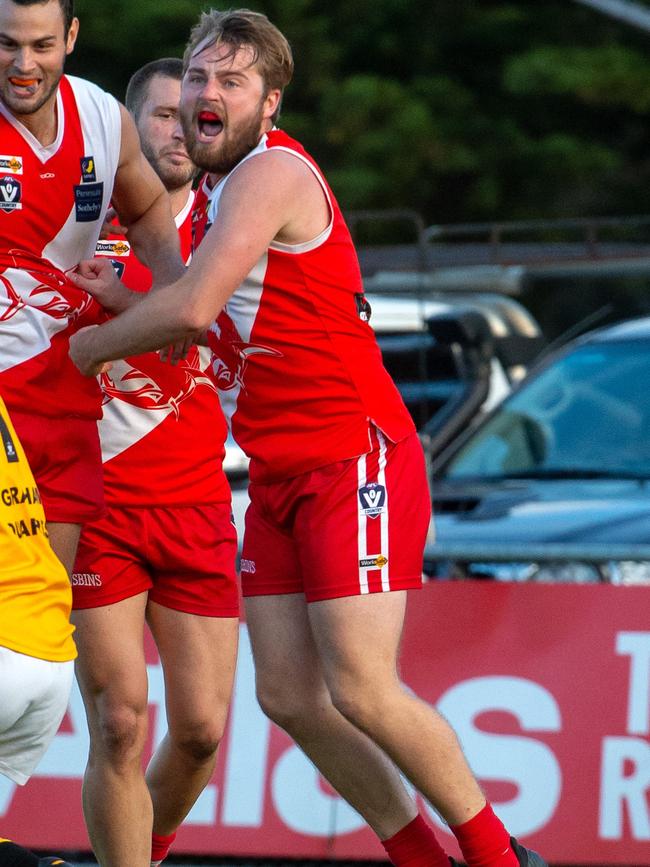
left=197, top=110, right=224, bottom=142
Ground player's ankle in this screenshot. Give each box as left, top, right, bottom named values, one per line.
left=151, top=830, right=177, bottom=866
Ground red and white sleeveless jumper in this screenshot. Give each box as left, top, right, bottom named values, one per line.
left=0, top=75, right=121, bottom=420
left=206, top=129, right=415, bottom=484
left=93, top=190, right=229, bottom=506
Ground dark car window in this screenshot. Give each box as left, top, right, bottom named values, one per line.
left=445, top=341, right=650, bottom=478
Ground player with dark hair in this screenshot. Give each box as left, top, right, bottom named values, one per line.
left=9, top=0, right=74, bottom=36
left=0, top=0, right=184, bottom=576
left=71, top=58, right=238, bottom=867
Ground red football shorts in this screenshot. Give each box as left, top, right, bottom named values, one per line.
left=9, top=411, right=104, bottom=524
left=241, top=428, right=431, bottom=602
left=72, top=503, right=239, bottom=616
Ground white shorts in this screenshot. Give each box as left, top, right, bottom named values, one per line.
left=0, top=646, right=74, bottom=785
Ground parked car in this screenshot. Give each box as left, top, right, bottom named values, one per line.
left=357, top=290, right=545, bottom=452
left=426, top=316, right=650, bottom=584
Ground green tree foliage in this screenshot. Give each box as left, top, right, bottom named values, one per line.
left=67, top=0, right=650, bottom=223
left=70, top=0, right=204, bottom=93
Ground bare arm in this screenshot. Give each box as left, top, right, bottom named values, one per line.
left=69, top=150, right=329, bottom=375
left=110, top=104, right=185, bottom=287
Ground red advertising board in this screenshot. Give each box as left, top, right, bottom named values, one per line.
left=2, top=583, right=649, bottom=864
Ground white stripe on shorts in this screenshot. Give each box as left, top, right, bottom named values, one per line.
left=376, top=429, right=390, bottom=592
left=357, top=449, right=370, bottom=594
left=356, top=429, right=390, bottom=594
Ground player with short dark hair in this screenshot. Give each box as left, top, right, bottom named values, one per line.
left=125, top=57, right=184, bottom=122
left=9, top=0, right=74, bottom=36
left=0, top=0, right=185, bottom=576
left=71, top=60, right=238, bottom=867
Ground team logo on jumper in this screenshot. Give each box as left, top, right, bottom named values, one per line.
left=358, top=482, right=386, bottom=518
left=80, top=155, right=97, bottom=182
left=96, top=239, right=131, bottom=257
left=240, top=558, right=256, bottom=574
left=359, top=555, right=388, bottom=569
left=74, top=181, right=103, bottom=222
left=0, top=254, right=94, bottom=323
left=0, top=176, right=22, bottom=212
left=100, top=352, right=216, bottom=417
left=209, top=311, right=282, bottom=392
left=0, top=155, right=22, bottom=175
left=0, top=415, right=18, bottom=463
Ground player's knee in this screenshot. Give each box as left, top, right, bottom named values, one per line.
left=255, top=683, right=296, bottom=726
left=170, top=719, right=223, bottom=764
left=328, top=679, right=384, bottom=732
left=93, top=704, right=147, bottom=761
left=255, top=678, right=317, bottom=732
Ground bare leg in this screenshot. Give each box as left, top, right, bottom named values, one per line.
left=309, top=591, right=486, bottom=826
left=72, top=594, right=152, bottom=867
left=145, top=602, right=238, bottom=834
left=245, top=594, right=418, bottom=840
left=46, top=521, right=81, bottom=575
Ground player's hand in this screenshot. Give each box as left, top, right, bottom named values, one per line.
left=70, top=258, right=135, bottom=314
left=98, top=206, right=128, bottom=240
left=159, top=332, right=203, bottom=365
left=69, top=325, right=113, bottom=377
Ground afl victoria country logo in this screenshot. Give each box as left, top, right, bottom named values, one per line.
left=0, top=176, right=22, bottom=212
left=358, top=482, right=386, bottom=518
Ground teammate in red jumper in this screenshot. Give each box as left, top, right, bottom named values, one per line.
left=0, top=0, right=185, bottom=575
left=72, top=59, right=238, bottom=867
left=68, top=10, right=547, bottom=867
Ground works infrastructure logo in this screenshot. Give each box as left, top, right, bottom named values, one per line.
left=0, top=155, right=22, bottom=175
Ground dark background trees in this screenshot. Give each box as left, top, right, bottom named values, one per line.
left=68, top=0, right=650, bottom=226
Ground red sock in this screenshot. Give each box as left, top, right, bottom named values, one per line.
left=151, top=831, right=177, bottom=865
left=450, top=802, right=517, bottom=867
left=382, top=814, right=450, bottom=867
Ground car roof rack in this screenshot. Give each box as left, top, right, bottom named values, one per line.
left=348, top=210, right=650, bottom=293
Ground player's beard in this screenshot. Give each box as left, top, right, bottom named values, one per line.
left=141, top=142, right=197, bottom=193
left=182, top=98, right=266, bottom=176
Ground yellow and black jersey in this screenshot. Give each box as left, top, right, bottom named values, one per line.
left=0, top=396, right=76, bottom=662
